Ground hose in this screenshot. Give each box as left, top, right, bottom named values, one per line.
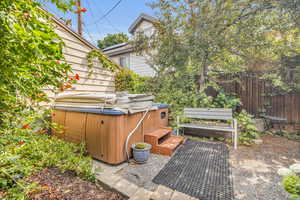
left=124, top=106, right=152, bottom=162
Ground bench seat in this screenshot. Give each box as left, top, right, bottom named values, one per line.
left=179, top=123, right=234, bottom=132
left=177, top=108, right=238, bottom=149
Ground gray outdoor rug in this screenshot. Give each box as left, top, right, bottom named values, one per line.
left=152, top=139, right=234, bottom=200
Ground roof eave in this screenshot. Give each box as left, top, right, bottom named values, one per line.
left=128, top=13, right=157, bottom=34
left=104, top=47, right=134, bottom=57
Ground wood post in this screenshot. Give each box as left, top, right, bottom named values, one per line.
left=234, top=119, right=238, bottom=150
left=76, top=0, right=82, bottom=35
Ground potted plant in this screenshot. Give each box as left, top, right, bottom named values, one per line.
left=132, top=142, right=152, bottom=163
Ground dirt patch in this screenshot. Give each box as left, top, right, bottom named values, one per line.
left=230, top=134, right=300, bottom=200
left=28, top=168, right=127, bottom=200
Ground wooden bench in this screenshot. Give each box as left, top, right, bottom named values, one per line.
left=177, top=108, right=238, bottom=149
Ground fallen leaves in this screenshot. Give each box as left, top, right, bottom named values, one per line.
left=28, top=168, right=126, bottom=200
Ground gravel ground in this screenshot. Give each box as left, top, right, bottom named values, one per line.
left=118, top=154, right=170, bottom=191
left=229, top=134, right=300, bottom=200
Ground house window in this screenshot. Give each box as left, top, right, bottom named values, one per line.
left=119, top=56, right=129, bottom=68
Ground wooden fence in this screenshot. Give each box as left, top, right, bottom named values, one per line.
left=219, top=74, right=300, bottom=130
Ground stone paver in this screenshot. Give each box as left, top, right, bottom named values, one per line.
left=92, top=160, right=127, bottom=175
left=96, top=173, right=121, bottom=188
left=129, top=188, right=153, bottom=200
left=150, top=185, right=173, bottom=200
left=230, top=134, right=300, bottom=200
left=114, top=179, right=139, bottom=197
left=171, top=191, right=191, bottom=200
left=120, top=154, right=170, bottom=191
left=93, top=154, right=201, bottom=200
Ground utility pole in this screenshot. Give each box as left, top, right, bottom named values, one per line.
left=76, top=0, right=83, bottom=35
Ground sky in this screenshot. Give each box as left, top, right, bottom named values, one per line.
left=43, top=0, right=156, bottom=45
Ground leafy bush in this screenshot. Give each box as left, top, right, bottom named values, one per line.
left=115, top=67, right=259, bottom=145
left=278, top=164, right=300, bottom=199
left=235, top=110, right=260, bottom=145
left=270, top=130, right=300, bottom=142
left=0, top=1, right=97, bottom=199
left=212, top=89, right=241, bottom=109
left=283, top=176, right=300, bottom=198
left=115, top=68, right=150, bottom=93
left=0, top=131, right=94, bottom=199
left=0, top=0, right=77, bottom=130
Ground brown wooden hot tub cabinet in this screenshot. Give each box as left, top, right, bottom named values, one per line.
left=52, top=104, right=169, bottom=164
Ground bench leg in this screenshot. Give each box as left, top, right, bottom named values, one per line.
left=234, top=119, right=238, bottom=150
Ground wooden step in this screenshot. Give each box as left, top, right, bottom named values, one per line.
left=144, top=127, right=172, bottom=148
left=154, top=136, right=185, bottom=156
left=144, top=127, right=172, bottom=139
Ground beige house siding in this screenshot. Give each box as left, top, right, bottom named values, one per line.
left=129, top=53, right=155, bottom=76
left=133, top=20, right=154, bottom=36
left=44, top=19, right=115, bottom=99
left=109, top=52, right=155, bottom=77
left=110, top=52, right=131, bottom=67
left=103, top=14, right=157, bottom=77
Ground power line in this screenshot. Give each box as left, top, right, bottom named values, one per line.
left=102, top=16, right=122, bottom=33
left=41, top=3, right=63, bottom=18
left=82, top=23, right=97, bottom=45
left=85, top=1, right=122, bottom=33
left=41, top=2, right=75, bottom=28
left=85, top=0, right=103, bottom=35
left=86, top=0, right=122, bottom=25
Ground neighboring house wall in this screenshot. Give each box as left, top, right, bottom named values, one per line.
left=110, top=53, right=131, bottom=68
left=44, top=19, right=115, bottom=98
left=109, top=52, right=155, bottom=77
left=132, top=20, right=155, bottom=37
left=103, top=14, right=156, bottom=77
left=129, top=19, right=156, bottom=76
left=129, top=53, right=155, bottom=77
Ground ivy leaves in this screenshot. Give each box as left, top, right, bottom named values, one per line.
left=86, top=50, right=120, bottom=74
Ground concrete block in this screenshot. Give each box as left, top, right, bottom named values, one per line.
left=96, top=174, right=121, bottom=188
left=129, top=188, right=153, bottom=200
left=189, top=197, right=199, bottom=200
left=114, top=179, right=139, bottom=197
left=150, top=185, right=173, bottom=200
left=171, top=191, right=190, bottom=200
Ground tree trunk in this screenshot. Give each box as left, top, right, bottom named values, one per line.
left=197, top=53, right=209, bottom=92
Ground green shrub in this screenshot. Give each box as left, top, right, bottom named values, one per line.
left=0, top=1, right=97, bottom=199
left=235, top=110, right=260, bottom=145
left=283, top=175, right=300, bottom=198
left=115, top=68, right=150, bottom=93
left=115, top=69, right=259, bottom=145
left=270, top=130, right=300, bottom=142
left=0, top=131, right=94, bottom=199
left=212, top=89, right=241, bottom=110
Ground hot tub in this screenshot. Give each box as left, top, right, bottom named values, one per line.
left=52, top=104, right=169, bottom=164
